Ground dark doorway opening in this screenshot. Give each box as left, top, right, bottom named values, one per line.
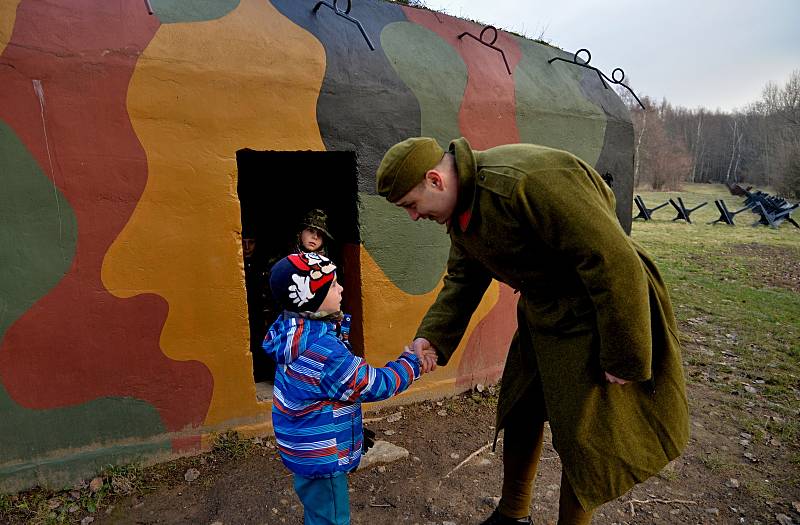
left=236, top=149, right=362, bottom=393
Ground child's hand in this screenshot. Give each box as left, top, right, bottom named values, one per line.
left=406, top=338, right=438, bottom=374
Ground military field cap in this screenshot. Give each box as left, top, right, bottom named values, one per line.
left=376, top=137, right=445, bottom=203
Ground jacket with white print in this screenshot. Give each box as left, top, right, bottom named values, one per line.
left=262, top=311, right=421, bottom=478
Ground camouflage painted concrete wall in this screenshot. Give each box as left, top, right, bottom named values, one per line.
left=0, top=0, right=633, bottom=491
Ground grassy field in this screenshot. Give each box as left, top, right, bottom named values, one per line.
left=633, top=184, right=798, bottom=407
left=632, top=183, right=799, bottom=512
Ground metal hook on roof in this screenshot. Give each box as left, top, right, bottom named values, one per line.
left=605, top=67, right=645, bottom=110
left=549, top=49, right=606, bottom=86
left=548, top=48, right=645, bottom=109
left=457, top=25, right=512, bottom=75
left=312, top=0, right=375, bottom=51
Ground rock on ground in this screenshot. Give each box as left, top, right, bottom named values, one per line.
left=357, top=440, right=409, bottom=471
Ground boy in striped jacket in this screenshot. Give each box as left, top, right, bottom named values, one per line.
left=263, top=251, right=428, bottom=525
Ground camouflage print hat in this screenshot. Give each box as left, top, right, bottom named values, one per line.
left=301, top=209, right=334, bottom=240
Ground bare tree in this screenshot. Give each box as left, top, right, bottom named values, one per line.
left=628, top=98, right=691, bottom=190
left=725, top=117, right=744, bottom=183
left=689, top=111, right=704, bottom=183
left=632, top=105, right=649, bottom=187
left=623, top=69, right=799, bottom=196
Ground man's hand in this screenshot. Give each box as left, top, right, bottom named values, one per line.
left=409, top=337, right=438, bottom=374
left=604, top=371, right=629, bottom=385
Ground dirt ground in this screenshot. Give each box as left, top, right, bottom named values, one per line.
left=690, top=243, right=800, bottom=293
left=3, top=241, right=799, bottom=525
left=63, top=373, right=794, bottom=525
left=4, top=370, right=799, bottom=525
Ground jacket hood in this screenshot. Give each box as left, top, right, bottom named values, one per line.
left=262, top=312, right=336, bottom=365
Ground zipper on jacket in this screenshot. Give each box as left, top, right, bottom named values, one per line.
left=350, top=412, right=356, bottom=462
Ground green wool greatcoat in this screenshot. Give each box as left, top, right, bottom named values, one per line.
left=416, top=138, right=689, bottom=510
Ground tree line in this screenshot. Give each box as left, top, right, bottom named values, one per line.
left=618, top=70, right=800, bottom=197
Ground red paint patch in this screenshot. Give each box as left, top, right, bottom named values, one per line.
left=403, top=9, right=521, bottom=388
left=0, top=0, right=212, bottom=450
left=455, top=285, right=518, bottom=389
left=403, top=8, right=522, bottom=148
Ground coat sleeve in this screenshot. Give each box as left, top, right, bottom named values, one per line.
left=321, top=345, right=421, bottom=403
left=512, top=161, right=653, bottom=381
left=415, top=240, right=493, bottom=364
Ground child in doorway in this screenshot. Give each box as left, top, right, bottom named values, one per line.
left=262, top=209, right=336, bottom=343
left=296, top=208, right=333, bottom=255
left=262, top=251, right=428, bottom=525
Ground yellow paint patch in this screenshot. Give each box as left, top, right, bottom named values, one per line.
left=103, top=0, right=326, bottom=426
left=360, top=246, right=500, bottom=395
left=0, top=1, right=21, bottom=54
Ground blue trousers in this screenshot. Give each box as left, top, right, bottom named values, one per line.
left=293, top=473, right=351, bottom=525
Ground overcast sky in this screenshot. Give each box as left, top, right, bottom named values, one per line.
left=418, top=0, right=800, bottom=112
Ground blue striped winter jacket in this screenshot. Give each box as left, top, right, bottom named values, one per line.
left=262, top=312, right=421, bottom=478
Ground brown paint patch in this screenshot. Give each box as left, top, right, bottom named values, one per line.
left=398, top=9, right=523, bottom=390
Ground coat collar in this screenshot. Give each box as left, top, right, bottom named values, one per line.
left=450, top=137, right=478, bottom=233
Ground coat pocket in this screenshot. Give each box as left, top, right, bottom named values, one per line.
left=558, top=297, right=595, bottom=334
left=521, top=294, right=595, bottom=335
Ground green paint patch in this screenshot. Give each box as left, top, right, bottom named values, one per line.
left=512, top=40, right=606, bottom=165
left=373, top=22, right=468, bottom=293
left=0, top=120, right=77, bottom=338
left=360, top=194, right=450, bottom=295
left=0, top=384, right=168, bottom=466
left=382, top=22, right=467, bottom=145
left=0, top=438, right=168, bottom=494
left=0, top=381, right=170, bottom=491
left=0, top=120, right=168, bottom=490
left=150, top=0, right=239, bottom=23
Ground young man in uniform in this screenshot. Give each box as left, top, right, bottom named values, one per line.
left=376, top=137, right=689, bottom=525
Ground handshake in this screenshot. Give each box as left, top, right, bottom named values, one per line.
left=404, top=337, right=438, bottom=375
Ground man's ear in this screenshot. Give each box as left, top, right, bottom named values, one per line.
left=425, top=170, right=444, bottom=190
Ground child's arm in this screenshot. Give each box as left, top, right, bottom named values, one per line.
left=321, top=347, right=421, bottom=403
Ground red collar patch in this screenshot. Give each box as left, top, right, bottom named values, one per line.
left=458, top=209, right=472, bottom=231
